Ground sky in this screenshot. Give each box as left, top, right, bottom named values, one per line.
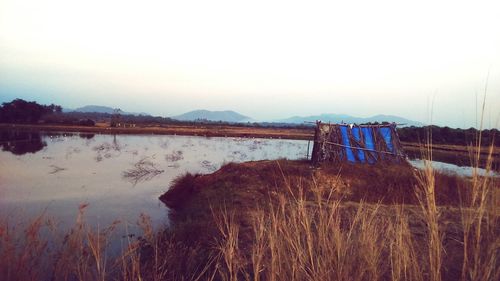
left=0, top=0, right=499, bottom=128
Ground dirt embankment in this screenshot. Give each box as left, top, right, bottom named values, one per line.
left=157, top=160, right=499, bottom=280
left=160, top=160, right=468, bottom=212
left=159, top=160, right=465, bottom=246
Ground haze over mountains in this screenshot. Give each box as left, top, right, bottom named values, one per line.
left=172, top=110, right=252, bottom=123
left=67, top=105, right=423, bottom=126
left=171, top=110, right=423, bottom=126
left=64, top=105, right=149, bottom=116
left=277, top=114, right=424, bottom=126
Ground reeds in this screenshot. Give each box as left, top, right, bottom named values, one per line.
left=459, top=143, right=499, bottom=281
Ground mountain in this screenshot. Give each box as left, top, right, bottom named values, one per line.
left=172, top=110, right=252, bottom=123
left=73, top=105, right=116, bottom=114
left=277, top=113, right=423, bottom=127
left=66, top=105, right=149, bottom=116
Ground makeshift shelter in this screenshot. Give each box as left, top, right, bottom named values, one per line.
left=311, top=122, right=405, bottom=165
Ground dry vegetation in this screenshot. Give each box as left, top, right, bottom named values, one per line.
left=1, top=147, right=499, bottom=281
left=122, top=157, right=164, bottom=185
left=156, top=155, right=499, bottom=281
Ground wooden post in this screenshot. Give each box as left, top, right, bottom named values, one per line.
left=306, top=140, right=311, bottom=160
left=311, top=121, right=322, bottom=165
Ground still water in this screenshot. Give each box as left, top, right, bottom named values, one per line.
left=0, top=131, right=309, bottom=238
left=1, top=130, right=495, bottom=237
left=408, top=159, right=498, bottom=178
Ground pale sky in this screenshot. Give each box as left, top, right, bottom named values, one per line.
left=1, top=0, right=499, bottom=128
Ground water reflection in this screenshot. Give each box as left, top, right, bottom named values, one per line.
left=0, top=130, right=47, bottom=155
left=0, top=130, right=93, bottom=156
left=409, top=159, right=499, bottom=178
left=92, top=135, right=123, bottom=162
left=79, top=133, right=95, bottom=139
left=405, top=149, right=470, bottom=167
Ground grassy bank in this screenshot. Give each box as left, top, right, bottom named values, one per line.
left=157, top=159, right=499, bottom=281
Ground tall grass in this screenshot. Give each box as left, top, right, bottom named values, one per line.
left=211, top=151, right=498, bottom=281
left=213, top=177, right=416, bottom=280
left=0, top=205, right=158, bottom=281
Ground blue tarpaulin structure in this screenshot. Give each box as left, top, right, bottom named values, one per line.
left=311, top=122, right=405, bottom=165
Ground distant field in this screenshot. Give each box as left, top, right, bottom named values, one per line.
left=0, top=123, right=314, bottom=140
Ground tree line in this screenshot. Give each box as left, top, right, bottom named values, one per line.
left=397, top=125, right=499, bottom=146
left=0, top=99, right=62, bottom=123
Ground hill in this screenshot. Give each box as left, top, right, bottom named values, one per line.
left=66, top=105, right=149, bottom=116
left=171, top=109, right=252, bottom=122
left=278, top=113, right=423, bottom=126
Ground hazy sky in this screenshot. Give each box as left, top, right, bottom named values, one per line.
left=1, top=0, right=499, bottom=128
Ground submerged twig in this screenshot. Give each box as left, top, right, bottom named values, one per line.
left=165, top=150, right=184, bottom=162
left=122, top=157, right=164, bottom=185
left=49, top=165, right=66, bottom=174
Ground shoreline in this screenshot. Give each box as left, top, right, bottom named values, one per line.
left=3, top=123, right=498, bottom=150
left=2, top=123, right=498, bottom=169
left=0, top=123, right=314, bottom=140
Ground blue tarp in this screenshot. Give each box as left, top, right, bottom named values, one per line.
left=361, top=127, right=376, bottom=164
left=378, top=127, right=394, bottom=154
left=351, top=127, right=366, bottom=163
left=337, top=125, right=397, bottom=163
left=340, top=126, right=356, bottom=162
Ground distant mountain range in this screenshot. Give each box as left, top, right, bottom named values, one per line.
left=63, top=105, right=423, bottom=126
left=64, top=105, right=149, bottom=116
left=171, top=110, right=252, bottom=123
left=277, top=113, right=424, bottom=127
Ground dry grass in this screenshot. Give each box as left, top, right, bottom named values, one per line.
left=209, top=154, right=498, bottom=281
left=0, top=204, right=157, bottom=281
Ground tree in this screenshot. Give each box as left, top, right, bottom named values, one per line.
left=0, top=99, right=63, bottom=123
left=0, top=130, right=47, bottom=155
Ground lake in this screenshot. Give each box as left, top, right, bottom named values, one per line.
left=1, top=130, right=495, bottom=241
left=0, top=130, right=309, bottom=239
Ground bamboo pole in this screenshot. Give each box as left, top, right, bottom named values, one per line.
left=323, top=141, right=405, bottom=157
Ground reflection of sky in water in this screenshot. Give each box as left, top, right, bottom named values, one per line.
left=409, top=159, right=499, bottom=178
left=0, top=133, right=309, bottom=243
